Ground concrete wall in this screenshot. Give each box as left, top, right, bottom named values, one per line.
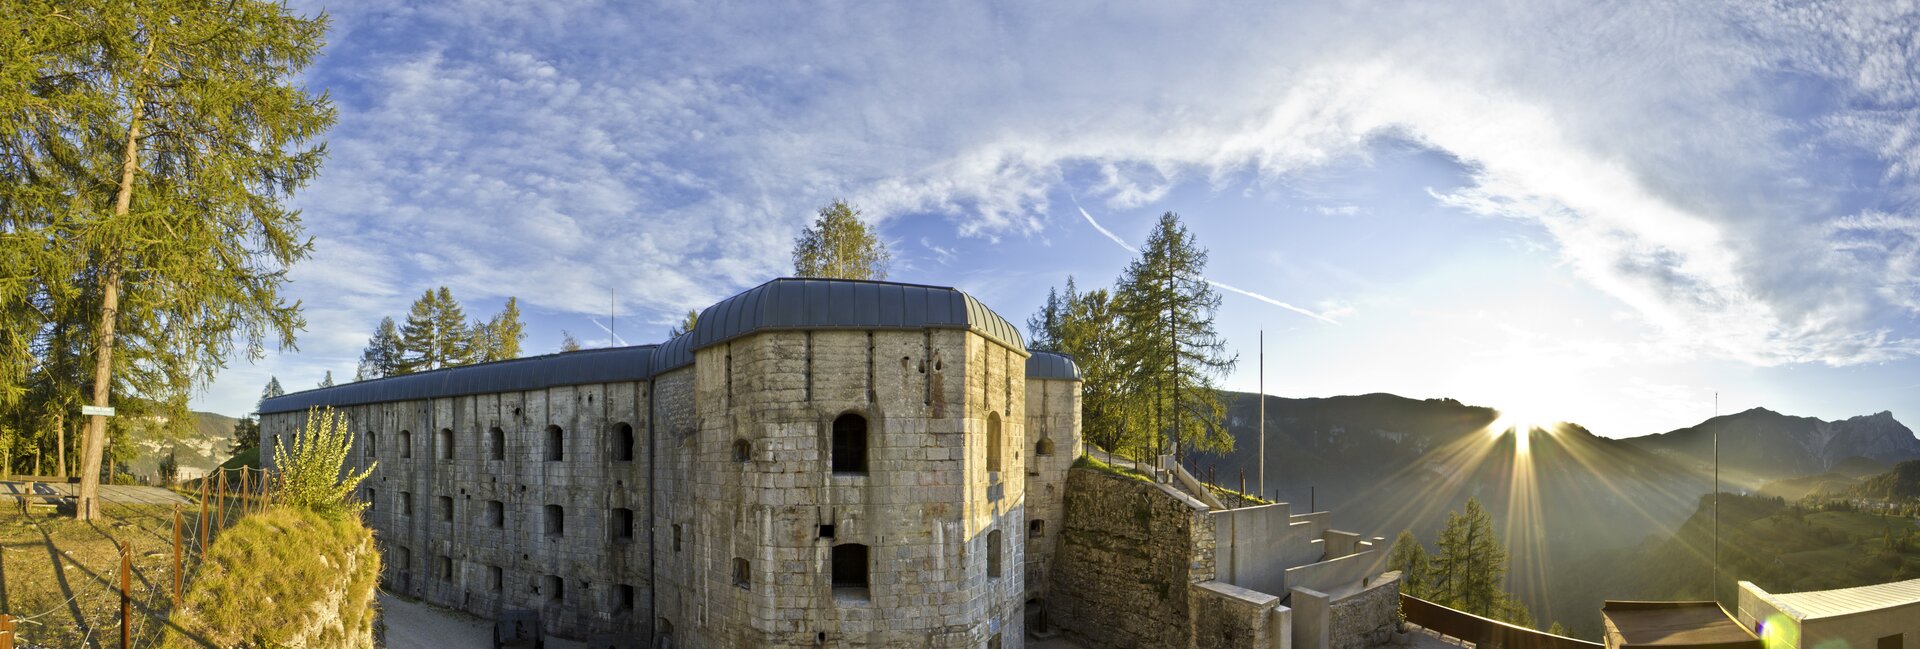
left=1048, top=467, right=1216, bottom=649
left=1214, top=502, right=1319, bottom=596
left=1737, top=581, right=1920, bottom=649
left=1285, top=548, right=1386, bottom=600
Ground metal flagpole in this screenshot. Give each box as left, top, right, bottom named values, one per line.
left=1258, top=330, right=1265, bottom=499
left=1713, top=390, right=1720, bottom=604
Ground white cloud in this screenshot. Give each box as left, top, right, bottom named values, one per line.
left=200, top=0, right=1920, bottom=415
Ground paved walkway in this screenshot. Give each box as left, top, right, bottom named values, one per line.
left=0, top=480, right=193, bottom=506
left=379, top=592, right=587, bottom=649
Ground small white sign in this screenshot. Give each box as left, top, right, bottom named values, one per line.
left=80, top=405, right=115, bottom=417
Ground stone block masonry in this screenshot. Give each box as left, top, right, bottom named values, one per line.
left=1047, top=467, right=1217, bottom=649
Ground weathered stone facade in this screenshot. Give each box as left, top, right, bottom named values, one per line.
left=1047, top=468, right=1216, bottom=649
left=1330, top=573, right=1401, bottom=649
left=260, top=279, right=1083, bottom=647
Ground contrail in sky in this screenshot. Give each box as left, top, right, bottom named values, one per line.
left=1071, top=194, right=1339, bottom=325
left=589, top=316, right=629, bottom=346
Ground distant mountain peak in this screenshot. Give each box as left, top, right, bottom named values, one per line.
left=1626, top=406, right=1920, bottom=478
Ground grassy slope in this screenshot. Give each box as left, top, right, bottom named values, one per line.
left=0, top=502, right=225, bottom=647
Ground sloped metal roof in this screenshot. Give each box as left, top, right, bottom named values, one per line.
left=1026, top=351, right=1083, bottom=381
left=259, top=345, right=659, bottom=414
left=260, top=278, right=1037, bottom=413
left=690, top=278, right=1026, bottom=355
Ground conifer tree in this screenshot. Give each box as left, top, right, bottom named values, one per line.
left=398, top=287, right=469, bottom=371
left=1114, top=212, right=1237, bottom=458
left=1052, top=278, right=1132, bottom=454
left=489, top=297, right=525, bottom=361
left=792, top=200, right=891, bottom=280
left=357, top=317, right=403, bottom=379
left=1026, top=286, right=1065, bottom=353
left=318, top=371, right=333, bottom=388
left=1430, top=498, right=1531, bottom=624
left=1388, top=530, right=1432, bottom=599
left=261, top=377, right=285, bottom=409
left=7, top=0, right=337, bottom=519
left=559, top=330, right=582, bottom=353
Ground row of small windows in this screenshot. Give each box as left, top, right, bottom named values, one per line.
left=368, top=492, right=635, bottom=542
left=364, top=423, right=636, bottom=462
left=725, top=526, right=1013, bottom=598
left=394, top=545, right=635, bottom=612
left=356, top=413, right=1042, bottom=471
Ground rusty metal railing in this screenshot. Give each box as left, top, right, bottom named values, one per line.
left=1401, top=594, right=1601, bottom=649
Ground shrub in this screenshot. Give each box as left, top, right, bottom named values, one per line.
left=163, top=506, right=381, bottom=648
left=275, top=407, right=374, bottom=519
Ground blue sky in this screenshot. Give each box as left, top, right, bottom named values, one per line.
left=199, top=1, right=1920, bottom=439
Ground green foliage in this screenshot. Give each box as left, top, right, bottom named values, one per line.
left=399, top=287, right=469, bottom=371
left=1425, top=498, right=1531, bottom=625
left=1113, top=212, right=1236, bottom=456
left=1388, top=530, right=1432, bottom=597
left=317, top=370, right=333, bottom=388
left=472, top=296, right=526, bottom=362
left=261, top=376, right=285, bottom=406
left=1072, top=453, right=1152, bottom=483
left=157, top=450, right=178, bottom=486
left=1026, top=286, right=1065, bottom=352
left=272, top=407, right=373, bottom=519
left=560, top=330, right=582, bottom=352
left=163, top=506, right=381, bottom=648
left=792, top=200, right=891, bottom=280
left=1030, top=277, right=1135, bottom=455
left=667, top=309, right=699, bottom=338
left=1549, top=622, right=1568, bottom=637
left=1, top=0, right=335, bottom=503
left=357, top=316, right=403, bottom=379
left=229, top=415, right=259, bottom=455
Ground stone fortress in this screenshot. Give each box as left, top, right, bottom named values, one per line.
left=260, top=277, right=1399, bottom=648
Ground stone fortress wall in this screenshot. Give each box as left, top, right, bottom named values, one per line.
left=260, top=278, right=1083, bottom=646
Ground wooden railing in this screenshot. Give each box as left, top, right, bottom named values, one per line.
left=1401, top=594, right=1602, bottom=649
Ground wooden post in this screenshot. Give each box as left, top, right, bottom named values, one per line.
left=240, top=469, right=250, bottom=516
left=0, top=613, right=14, bottom=649
left=172, top=504, right=183, bottom=608
left=215, top=470, right=225, bottom=530
left=119, top=540, right=131, bottom=649
left=198, top=478, right=209, bottom=555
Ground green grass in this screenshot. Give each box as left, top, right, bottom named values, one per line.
left=1074, top=454, right=1153, bottom=482
left=1805, top=511, right=1898, bottom=538
left=0, top=502, right=202, bottom=647
left=162, top=506, right=380, bottom=647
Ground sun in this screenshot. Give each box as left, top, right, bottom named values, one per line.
left=1489, top=409, right=1553, bottom=454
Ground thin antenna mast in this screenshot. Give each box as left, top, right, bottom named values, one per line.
left=1258, top=330, right=1265, bottom=499
left=1713, top=390, right=1720, bottom=605
left=610, top=288, right=615, bottom=348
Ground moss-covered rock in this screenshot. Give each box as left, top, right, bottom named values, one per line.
left=164, top=506, right=381, bottom=648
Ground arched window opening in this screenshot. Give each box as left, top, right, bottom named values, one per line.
left=831, top=543, right=870, bottom=598
left=545, top=425, right=564, bottom=461
left=987, top=529, right=1004, bottom=578
left=399, top=430, right=412, bottom=458
left=437, top=555, right=452, bottom=581
left=732, top=439, right=751, bottom=463
left=486, top=500, right=504, bottom=528
left=544, top=504, right=565, bottom=537
left=616, top=584, right=635, bottom=612
left=612, top=508, right=634, bottom=542
left=438, top=428, right=454, bottom=460
left=1029, top=519, right=1045, bottom=538
left=732, top=558, right=751, bottom=590
left=488, top=565, right=503, bottom=593
left=543, top=574, right=565, bottom=602
left=613, top=422, right=635, bottom=462
left=400, top=491, right=413, bottom=516
left=489, top=427, right=505, bottom=461
left=1036, top=438, right=1055, bottom=457
left=832, top=413, right=868, bottom=474
left=367, top=432, right=377, bottom=457
left=986, top=413, right=1003, bottom=473
left=437, top=495, right=453, bottom=522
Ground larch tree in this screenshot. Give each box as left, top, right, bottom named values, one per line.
left=666, top=309, right=698, bottom=338
left=6, top=0, right=336, bottom=519
left=1387, top=530, right=1432, bottom=599
left=792, top=200, right=891, bottom=280
left=1114, top=212, right=1237, bottom=459
left=317, top=370, right=332, bottom=388
left=398, top=287, right=469, bottom=372
left=1431, top=498, right=1531, bottom=625
left=488, top=296, right=525, bottom=361
left=559, top=330, right=582, bottom=353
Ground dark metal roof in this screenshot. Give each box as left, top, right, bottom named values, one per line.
left=259, top=345, right=658, bottom=414
left=260, top=278, right=1039, bottom=413
left=1026, top=351, right=1083, bottom=381
left=689, top=278, right=1027, bottom=356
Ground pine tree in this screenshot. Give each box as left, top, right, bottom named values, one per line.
left=1430, top=498, right=1529, bottom=624
left=559, top=330, right=582, bottom=353
left=261, top=377, right=285, bottom=410
left=1113, top=212, right=1237, bottom=458
left=1388, top=530, right=1432, bottom=599
left=7, top=0, right=336, bottom=520
left=358, top=317, right=404, bottom=378
left=398, top=287, right=469, bottom=371
left=667, top=309, right=699, bottom=338
left=229, top=416, right=260, bottom=455
left=792, top=200, right=891, bottom=280
left=318, top=371, right=333, bottom=388
left=1026, top=286, right=1065, bottom=353
left=1051, top=278, right=1133, bottom=455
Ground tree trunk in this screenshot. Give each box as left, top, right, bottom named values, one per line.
left=53, top=409, right=65, bottom=478
left=76, top=89, right=145, bottom=521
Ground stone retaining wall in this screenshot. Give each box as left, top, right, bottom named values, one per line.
left=1048, top=467, right=1215, bottom=649
left=1330, top=572, right=1402, bottom=649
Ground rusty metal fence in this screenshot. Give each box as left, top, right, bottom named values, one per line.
left=1402, top=594, right=1602, bottom=649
